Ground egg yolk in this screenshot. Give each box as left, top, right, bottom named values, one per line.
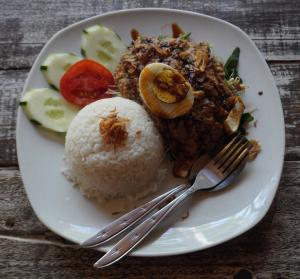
left=152, top=68, right=190, bottom=104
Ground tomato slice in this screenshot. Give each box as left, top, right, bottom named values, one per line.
left=60, top=59, right=114, bottom=107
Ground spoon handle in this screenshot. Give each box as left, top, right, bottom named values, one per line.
left=82, top=184, right=188, bottom=247
left=94, top=187, right=194, bottom=268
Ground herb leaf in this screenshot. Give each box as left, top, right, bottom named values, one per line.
left=158, top=34, right=167, bottom=40
left=180, top=32, right=191, bottom=40
left=238, top=112, right=254, bottom=133
left=81, top=48, right=86, bottom=57
left=30, top=119, right=42, bottom=126
left=49, top=83, right=59, bottom=91
left=240, top=113, right=254, bottom=126
left=19, top=101, right=27, bottom=106
left=40, top=65, right=48, bottom=71
left=224, top=47, right=241, bottom=80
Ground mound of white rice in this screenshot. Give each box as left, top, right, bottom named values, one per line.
left=63, top=97, right=165, bottom=201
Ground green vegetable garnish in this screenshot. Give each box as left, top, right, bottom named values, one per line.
left=19, top=101, right=27, bottom=106
left=180, top=32, right=191, bottom=40
left=49, top=83, right=59, bottom=91
left=238, top=113, right=254, bottom=133
left=81, top=48, right=86, bottom=57
left=30, top=119, right=42, bottom=126
left=240, top=113, right=254, bottom=127
left=224, top=47, right=241, bottom=81
left=114, top=32, right=122, bottom=40
left=40, top=65, right=48, bottom=71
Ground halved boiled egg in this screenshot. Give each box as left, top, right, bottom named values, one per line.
left=139, top=63, right=194, bottom=119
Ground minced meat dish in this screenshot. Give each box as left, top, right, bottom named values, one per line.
left=114, top=36, right=238, bottom=177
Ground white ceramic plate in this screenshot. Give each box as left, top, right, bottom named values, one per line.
left=17, top=8, right=285, bottom=256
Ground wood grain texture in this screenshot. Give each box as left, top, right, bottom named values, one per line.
left=0, top=162, right=299, bottom=278
left=1, top=0, right=300, bottom=70
left=1, top=0, right=300, bottom=44
left=1, top=41, right=300, bottom=70
left=1, top=0, right=300, bottom=278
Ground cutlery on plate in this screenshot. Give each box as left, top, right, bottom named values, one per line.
left=82, top=183, right=188, bottom=247
left=92, top=133, right=249, bottom=268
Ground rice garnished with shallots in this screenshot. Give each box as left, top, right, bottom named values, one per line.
left=63, top=97, right=165, bottom=201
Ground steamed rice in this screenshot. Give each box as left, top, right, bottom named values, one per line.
left=63, top=97, right=165, bottom=201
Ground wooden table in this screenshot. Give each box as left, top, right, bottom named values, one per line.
left=1, top=1, right=299, bottom=278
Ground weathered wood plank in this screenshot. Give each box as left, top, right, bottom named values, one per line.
left=0, top=62, right=299, bottom=166
left=0, top=168, right=61, bottom=239
left=0, top=161, right=299, bottom=278
left=0, top=235, right=298, bottom=279
left=0, top=70, right=23, bottom=166
left=2, top=39, right=300, bottom=71
left=269, top=63, right=300, bottom=162
left=256, top=39, right=300, bottom=61
left=1, top=0, right=299, bottom=44
left=1, top=0, right=299, bottom=277
left=0, top=0, right=300, bottom=70
left=0, top=44, right=43, bottom=70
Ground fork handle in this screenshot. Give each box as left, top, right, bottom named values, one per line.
left=94, top=187, right=194, bottom=268
left=82, top=184, right=188, bottom=247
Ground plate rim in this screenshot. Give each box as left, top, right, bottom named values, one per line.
left=16, top=7, right=285, bottom=257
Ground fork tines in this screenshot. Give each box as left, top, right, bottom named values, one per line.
left=214, top=133, right=249, bottom=176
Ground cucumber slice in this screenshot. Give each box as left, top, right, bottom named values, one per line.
left=40, top=53, right=81, bottom=90
left=81, top=25, right=126, bottom=72
left=20, top=88, right=79, bottom=133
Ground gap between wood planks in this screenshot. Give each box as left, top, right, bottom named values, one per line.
left=0, top=234, right=81, bottom=249
left=1, top=60, right=300, bottom=71
left=268, top=60, right=300, bottom=64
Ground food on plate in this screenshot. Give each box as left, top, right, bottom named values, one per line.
left=21, top=25, right=126, bottom=132
left=40, top=53, right=81, bottom=90
left=20, top=88, right=79, bottom=132
left=139, top=62, right=194, bottom=119
left=81, top=25, right=127, bottom=72
left=171, top=23, right=185, bottom=38
left=63, top=97, right=165, bottom=201
left=224, top=47, right=246, bottom=94
left=115, top=35, right=246, bottom=177
left=20, top=22, right=259, bottom=202
left=248, top=140, right=261, bottom=161
left=60, top=59, right=114, bottom=107
left=224, top=96, right=245, bottom=134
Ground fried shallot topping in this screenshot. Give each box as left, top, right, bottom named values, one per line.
left=131, top=28, right=140, bottom=41
left=171, top=23, right=184, bottom=38
left=248, top=140, right=261, bottom=161
left=99, top=109, right=129, bottom=148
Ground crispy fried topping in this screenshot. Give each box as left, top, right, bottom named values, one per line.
left=115, top=36, right=238, bottom=177
left=194, top=45, right=209, bottom=72
left=172, top=23, right=184, bottom=38
left=131, top=28, right=140, bottom=41
left=152, top=44, right=171, bottom=57
left=248, top=140, right=261, bottom=161
left=99, top=109, right=129, bottom=148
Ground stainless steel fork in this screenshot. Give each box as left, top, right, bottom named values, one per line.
left=82, top=183, right=189, bottom=248
left=93, top=134, right=249, bottom=268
